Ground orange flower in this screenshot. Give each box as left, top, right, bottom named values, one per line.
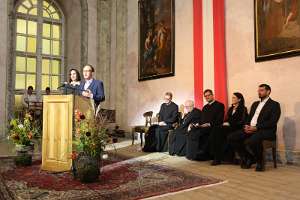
left=12, top=133, right=20, bottom=141
left=71, top=151, right=78, bottom=160
left=28, top=131, right=33, bottom=139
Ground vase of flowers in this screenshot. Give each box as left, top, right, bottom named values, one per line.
left=8, top=113, right=38, bottom=166
left=72, top=109, right=108, bottom=183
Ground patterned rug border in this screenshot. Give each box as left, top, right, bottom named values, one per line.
left=143, top=180, right=228, bottom=200
left=0, top=154, right=225, bottom=200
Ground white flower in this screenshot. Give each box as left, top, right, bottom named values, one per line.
left=18, top=124, right=24, bottom=129
left=102, top=154, right=108, bottom=159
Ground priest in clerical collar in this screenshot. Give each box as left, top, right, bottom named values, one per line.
left=186, top=89, right=225, bottom=161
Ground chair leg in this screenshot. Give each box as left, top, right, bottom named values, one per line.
left=272, top=147, right=277, bottom=168
left=131, top=131, right=135, bottom=145
left=140, top=132, right=144, bottom=147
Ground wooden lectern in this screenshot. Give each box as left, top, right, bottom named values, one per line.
left=41, top=95, right=94, bottom=172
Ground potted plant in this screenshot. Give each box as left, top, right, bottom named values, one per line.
left=72, top=109, right=108, bottom=183
left=8, top=113, right=39, bottom=166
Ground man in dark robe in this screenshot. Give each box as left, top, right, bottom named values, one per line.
left=169, top=100, right=202, bottom=156
left=142, top=92, right=178, bottom=152
left=186, top=89, right=225, bottom=160
left=155, top=92, right=179, bottom=152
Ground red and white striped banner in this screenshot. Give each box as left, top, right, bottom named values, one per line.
left=193, top=0, right=228, bottom=108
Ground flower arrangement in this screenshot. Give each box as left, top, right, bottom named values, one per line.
left=72, top=109, right=109, bottom=159
left=8, top=113, right=39, bottom=146
left=72, top=109, right=109, bottom=182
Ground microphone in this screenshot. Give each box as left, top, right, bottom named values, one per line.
left=57, top=82, right=68, bottom=89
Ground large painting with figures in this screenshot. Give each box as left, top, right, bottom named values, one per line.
left=138, top=0, right=175, bottom=81
left=255, top=0, right=300, bottom=61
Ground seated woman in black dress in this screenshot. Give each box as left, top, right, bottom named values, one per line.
left=209, top=92, right=248, bottom=165
left=64, top=68, right=81, bottom=95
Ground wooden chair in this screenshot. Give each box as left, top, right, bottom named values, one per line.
left=143, top=111, right=153, bottom=127
left=131, top=111, right=153, bottom=146
left=262, top=140, right=277, bottom=169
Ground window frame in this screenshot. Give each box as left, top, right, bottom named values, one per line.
left=13, top=0, right=65, bottom=98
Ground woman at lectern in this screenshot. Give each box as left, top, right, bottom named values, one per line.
left=64, top=68, right=81, bottom=95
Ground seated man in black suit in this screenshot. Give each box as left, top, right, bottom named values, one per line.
left=142, top=92, right=178, bottom=153
left=169, top=100, right=202, bottom=156
left=186, top=89, right=225, bottom=160
left=228, top=84, right=281, bottom=171
left=155, top=92, right=179, bottom=152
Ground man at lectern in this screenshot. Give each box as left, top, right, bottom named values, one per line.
left=80, top=64, right=105, bottom=107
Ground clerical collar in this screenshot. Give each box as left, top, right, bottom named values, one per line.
left=165, top=101, right=172, bottom=106
left=208, top=100, right=215, bottom=105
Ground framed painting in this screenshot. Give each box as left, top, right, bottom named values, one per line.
left=138, top=0, right=175, bottom=81
left=255, top=0, right=300, bottom=61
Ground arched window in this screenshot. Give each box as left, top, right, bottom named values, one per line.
left=14, top=0, right=64, bottom=108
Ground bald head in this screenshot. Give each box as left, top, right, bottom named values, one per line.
left=184, top=100, right=194, bottom=113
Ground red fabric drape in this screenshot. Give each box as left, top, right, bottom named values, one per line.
left=213, top=0, right=228, bottom=109
left=193, top=0, right=203, bottom=108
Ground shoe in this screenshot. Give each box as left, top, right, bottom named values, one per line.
left=255, top=163, right=265, bottom=172
left=245, top=158, right=255, bottom=169
left=240, top=158, right=247, bottom=169
left=211, top=160, right=221, bottom=166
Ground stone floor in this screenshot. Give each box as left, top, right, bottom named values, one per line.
left=114, top=145, right=300, bottom=200
left=1, top=139, right=300, bottom=200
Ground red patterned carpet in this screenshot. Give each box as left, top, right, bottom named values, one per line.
left=0, top=154, right=223, bottom=200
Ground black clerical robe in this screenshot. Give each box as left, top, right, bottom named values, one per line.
left=155, top=102, right=179, bottom=152
left=186, top=101, right=225, bottom=160
left=169, top=108, right=202, bottom=156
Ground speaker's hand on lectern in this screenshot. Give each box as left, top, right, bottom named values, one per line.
left=82, top=89, right=93, bottom=99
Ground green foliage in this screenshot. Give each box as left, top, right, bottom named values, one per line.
left=73, top=109, right=109, bottom=159
left=8, top=113, right=38, bottom=146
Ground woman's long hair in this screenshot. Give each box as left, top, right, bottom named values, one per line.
left=233, top=92, right=245, bottom=107
left=68, top=68, right=81, bottom=83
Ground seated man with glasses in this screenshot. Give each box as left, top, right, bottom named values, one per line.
left=186, top=89, right=225, bottom=160
left=143, top=92, right=179, bottom=152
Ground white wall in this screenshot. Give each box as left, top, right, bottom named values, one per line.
left=126, top=0, right=195, bottom=128
left=125, top=0, right=300, bottom=154
left=226, top=0, right=300, bottom=152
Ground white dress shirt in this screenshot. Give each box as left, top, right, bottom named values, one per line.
left=84, top=79, right=93, bottom=90
left=22, top=93, right=38, bottom=108
left=250, top=97, right=269, bottom=127
left=83, top=79, right=94, bottom=99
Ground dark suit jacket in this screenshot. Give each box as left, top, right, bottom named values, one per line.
left=226, top=105, right=248, bottom=130
left=247, top=98, right=281, bottom=135
left=80, top=79, right=105, bottom=106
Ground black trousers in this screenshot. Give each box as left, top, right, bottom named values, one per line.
left=186, top=127, right=211, bottom=160
left=209, top=126, right=236, bottom=162
left=228, top=129, right=276, bottom=164
left=169, top=128, right=187, bottom=156
left=155, top=126, right=172, bottom=152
